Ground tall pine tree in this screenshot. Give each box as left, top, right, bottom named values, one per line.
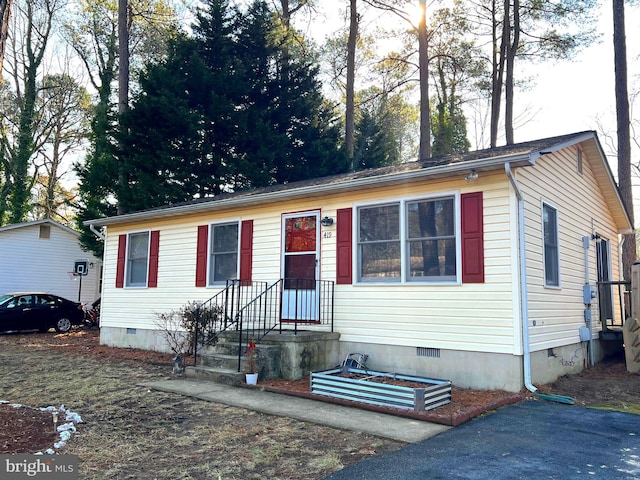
left=120, top=0, right=345, bottom=198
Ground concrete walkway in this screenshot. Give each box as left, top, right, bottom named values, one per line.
left=141, top=378, right=450, bottom=443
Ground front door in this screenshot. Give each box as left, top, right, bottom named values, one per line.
left=596, top=237, right=614, bottom=324
left=282, top=212, right=320, bottom=321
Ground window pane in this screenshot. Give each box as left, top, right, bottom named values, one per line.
left=127, top=232, right=149, bottom=286
left=360, top=242, right=401, bottom=281
left=543, top=206, right=557, bottom=246
left=408, top=239, right=456, bottom=279
left=543, top=205, right=559, bottom=286
left=129, top=259, right=148, bottom=285
left=358, top=204, right=401, bottom=282
left=359, top=205, right=400, bottom=242
left=129, top=233, right=149, bottom=259
left=210, top=223, right=239, bottom=284
left=213, top=223, right=239, bottom=252
left=285, top=216, right=317, bottom=253
left=407, top=198, right=454, bottom=238
left=406, top=197, right=456, bottom=281
left=284, top=254, right=317, bottom=289
left=213, top=253, right=238, bottom=283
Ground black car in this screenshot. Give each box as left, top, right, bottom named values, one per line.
left=0, top=292, right=84, bottom=333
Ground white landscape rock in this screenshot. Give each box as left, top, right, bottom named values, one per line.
left=36, top=405, right=84, bottom=454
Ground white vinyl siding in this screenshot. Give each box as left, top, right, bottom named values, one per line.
left=99, top=174, right=517, bottom=355
left=0, top=221, right=101, bottom=303
left=98, top=143, right=624, bottom=361
left=520, top=145, right=622, bottom=352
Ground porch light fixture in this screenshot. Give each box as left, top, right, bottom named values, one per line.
left=464, top=169, right=479, bottom=182
left=321, top=216, right=334, bottom=227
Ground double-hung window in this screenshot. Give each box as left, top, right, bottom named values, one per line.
left=357, top=195, right=458, bottom=283
left=126, top=231, right=149, bottom=287
left=542, top=203, right=560, bottom=287
left=209, top=222, right=239, bottom=285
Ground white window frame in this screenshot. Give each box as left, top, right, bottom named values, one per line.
left=208, top=221, right=240, bottom=286
left=542, top=201, right=561, bottom=288
left=355, top=192, right=461, bottom=285
left=125, top=230, right=150, bottom=288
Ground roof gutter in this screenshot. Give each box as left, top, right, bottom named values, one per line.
left=85, top=153, right=533, bottom=227
left=505, top=162, right=537, bottom=393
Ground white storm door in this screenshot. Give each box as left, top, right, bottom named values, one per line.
left=281, top=212, right=320, bottom=321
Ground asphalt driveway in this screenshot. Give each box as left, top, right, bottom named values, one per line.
left=326, top=401, right=640, bottom=480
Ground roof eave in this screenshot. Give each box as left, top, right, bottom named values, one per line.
left=582, top=134, right=634, bottom=233
left=85, top=153, right=534, bottom=227
left=0, top=218, right=80, bottom=237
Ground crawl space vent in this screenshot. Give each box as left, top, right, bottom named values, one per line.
left=417, top=347, right=440, bottom=358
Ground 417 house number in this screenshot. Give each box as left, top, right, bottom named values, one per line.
left=323, top=231, right=332, bottom=239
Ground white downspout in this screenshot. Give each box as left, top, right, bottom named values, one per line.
left=505, top=163, right=537, bottom=392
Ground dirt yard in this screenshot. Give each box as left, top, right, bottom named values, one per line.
left=0, top=329, right=638, bottom=479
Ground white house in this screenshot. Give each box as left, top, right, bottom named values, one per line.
left=0, top=219, right=102, bottom=304
left=85, top=131, right=633, bottom=392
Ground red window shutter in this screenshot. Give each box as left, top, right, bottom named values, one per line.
left=148, top=230, right=160, bottom=288
left=115, top=234, right=127, bottom=288
left=461, top=192, right=485, bottom=283
left=240, top=220, right=253, bottom=282
left=336, top=208, right=353, bottom=285
left=195, top=225, right=208, bottom=287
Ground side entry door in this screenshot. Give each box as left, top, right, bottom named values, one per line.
left=596, top=237, right=614, bottom=325
left=281, top=212, right=320, bottom=321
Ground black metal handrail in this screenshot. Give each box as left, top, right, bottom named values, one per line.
left=236, top=279, right=284, bottom=371
left=192, top=278, right=335, bottom=371
left=597, top=280, right=631, bottom=331
left=235, top=278, right=335, bottom=372
left=191, top=280, right=268, bottom=366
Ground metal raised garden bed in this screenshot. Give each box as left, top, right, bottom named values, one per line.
left=310, top=366, right=452, bottom=411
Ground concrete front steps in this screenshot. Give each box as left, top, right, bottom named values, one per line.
left=185, top=329, right=341, bottom=385
left=185, top=331, right=264, bottom=385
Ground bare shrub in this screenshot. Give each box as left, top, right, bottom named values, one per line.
left=155, top=301, right=225, bottom=362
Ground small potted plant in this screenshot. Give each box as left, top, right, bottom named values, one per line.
left=244, top=339, right=259, bottom=385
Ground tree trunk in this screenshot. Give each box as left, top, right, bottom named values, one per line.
left=613, top=0, right=635, bottom=280
left=346, top=0, right=357, bottom=167
left=117, top=0, right=129, bottom=215
left=489, top=0, right=507, bottom=148
left=0, top=0, right=12, bottom=80
left=418, top=0, right=430, bottom=159
left=504, top=0, right=519, bottom=145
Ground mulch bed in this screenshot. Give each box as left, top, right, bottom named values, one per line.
left=0, top=403, right=57, bottom=454
left=257, top=377, right=525, bottom=427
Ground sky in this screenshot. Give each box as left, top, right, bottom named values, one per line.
left=515, top=3, right=640, bottom=151
left=511, top=2, right=639, bottom=214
